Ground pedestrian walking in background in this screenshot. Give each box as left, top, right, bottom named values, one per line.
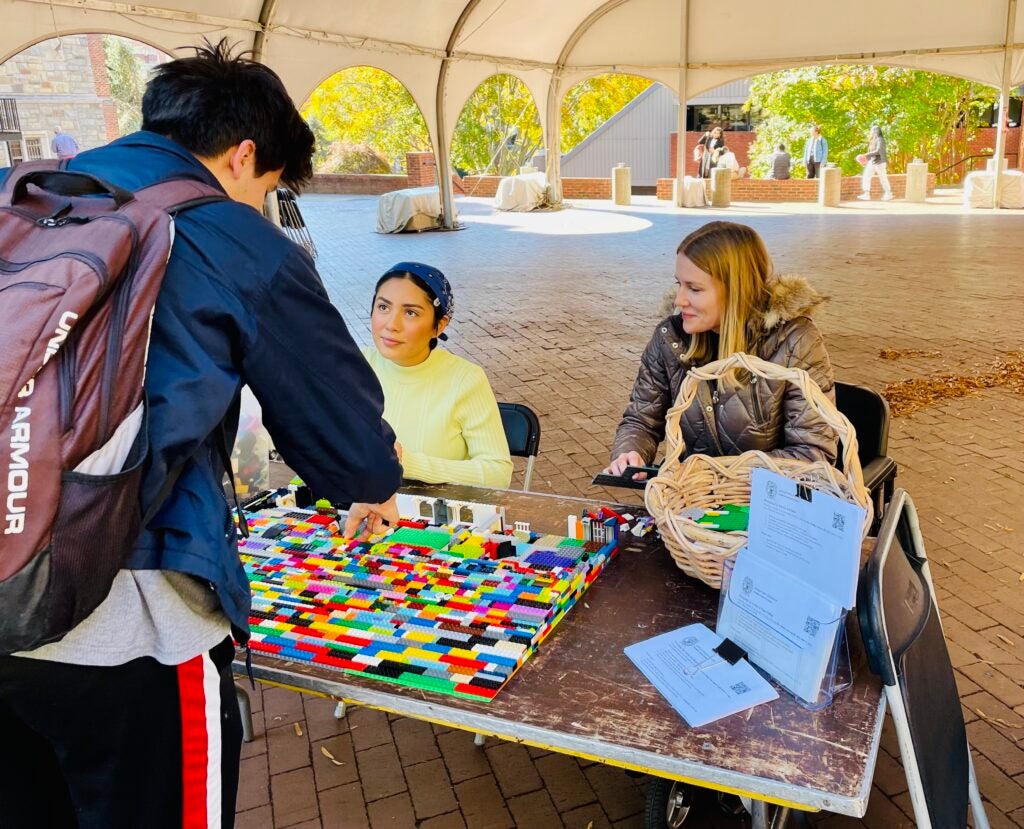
left=51, top=126, right=80, bottom=160
left=858, top=125, right=894, bottom=201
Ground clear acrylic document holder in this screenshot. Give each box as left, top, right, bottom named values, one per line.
left=716, top=557, right=852, bottom=711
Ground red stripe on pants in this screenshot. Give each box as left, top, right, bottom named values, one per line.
left=178, top=655, right=209, bottom=829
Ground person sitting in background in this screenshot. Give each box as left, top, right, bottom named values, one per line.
left=605, top=221, right=837, bottom=480
left=364, top=262, right=513, bottom=489
left=768, top=143, right=791, bottom=179
left=716, top=147, right=746, bottom=180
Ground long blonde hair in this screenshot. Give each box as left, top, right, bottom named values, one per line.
left=676, top=221, right=772, bottom=367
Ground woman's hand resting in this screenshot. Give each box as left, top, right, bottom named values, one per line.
left=603, top=451, right=649, bottom=480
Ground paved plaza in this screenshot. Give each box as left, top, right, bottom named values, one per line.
left=235, top=193, right=1024, bottom=829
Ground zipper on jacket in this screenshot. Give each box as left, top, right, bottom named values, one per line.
left=700, top=383, right=726, bottom=456
left=750, top=375, right=765, bottom=423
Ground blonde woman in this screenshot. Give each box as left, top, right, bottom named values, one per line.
left=605, top=221, right=837, bottom=480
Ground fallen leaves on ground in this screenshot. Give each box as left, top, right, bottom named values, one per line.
left=882, top=352, right=1024, bottom=416
left=320, top=746, right=345, bottom=765
left=878, top=348, right=941, bottom=360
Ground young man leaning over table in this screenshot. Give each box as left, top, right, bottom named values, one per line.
left=0, top=39, right=401, bottom=829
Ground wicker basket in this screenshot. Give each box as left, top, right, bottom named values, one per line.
left=644, top=352, right=872, bottom=589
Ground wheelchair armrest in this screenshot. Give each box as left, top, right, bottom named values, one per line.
left=861, top=456, right=898, bottom=492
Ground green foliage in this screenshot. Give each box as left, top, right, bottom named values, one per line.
left=301, top=67, right=654, bottom=177
left=102, top=36, right=147, bottom=135
left=302, top=67, right=432, bottom=173
left=450, top=74, right=543, bottom=175
left=745, top=65, right=996, bottom=182
left=561, top=74, right=653, bottom=153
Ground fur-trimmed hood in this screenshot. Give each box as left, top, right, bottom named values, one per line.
left=659, top=274, right=829, bottom=332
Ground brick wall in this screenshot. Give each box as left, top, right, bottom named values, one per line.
left=406, top=152, right=436, bottom=186
left=670, top=131, right=756, bottom=177
left=656, top=172, right=936, bottom=202
left=461, top=175, right=501, bottom=197
left=461, top=175, right=613, bottom=200
left=563, top=177, right=613, bottom=199
left=306, top=174, right=410, bottom=195
left=959, top=126, right=1021, bottom=172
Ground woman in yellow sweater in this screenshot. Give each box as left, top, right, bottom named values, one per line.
left=363, top=262, right=513, bottom=489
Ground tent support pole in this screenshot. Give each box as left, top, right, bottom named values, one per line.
left=993, top=0, right=1017, bottom=208
left=435, top=0, right=483, bottom=229
left=545, top=74, right=564, bottom=205
left=674, top=0, right=690, bottom=207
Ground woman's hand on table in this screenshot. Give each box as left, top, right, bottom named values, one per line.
left=344, top=494, right=400, bottom=539
left=604, top=451, right=649, bottom=480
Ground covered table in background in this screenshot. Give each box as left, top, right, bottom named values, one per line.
left=377, top=186, right=445, bottom=232
left=494, top=171, right=549, bottom=211
left=963, top=170, right=1024, bottom=209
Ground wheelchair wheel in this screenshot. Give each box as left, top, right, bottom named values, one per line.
left=644, top=778, right=693, bottom=828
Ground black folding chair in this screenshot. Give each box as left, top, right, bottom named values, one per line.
left=834, top=381, right=897, bottom=531
left=271, top=187, right=318, bottom=260
left=498, top=402, right=540, bottom=491
left=857, top=489, right=990, bottom=829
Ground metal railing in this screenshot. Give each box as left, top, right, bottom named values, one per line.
left=934, top=151, right=1019, bottom=179
left=0, top=97, right=21, bottom=135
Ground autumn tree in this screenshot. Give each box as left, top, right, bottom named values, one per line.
left=102, top=36, right=148, bottom=135
left=561, top=74, right=653, bottom=153
left=302, top=67, right=432, bottom=173
left=450, top=74, right=543, bottom=175
left=745, top=65, right=996, bottom=181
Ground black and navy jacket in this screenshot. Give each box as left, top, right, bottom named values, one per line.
left=7, top=131, right=402, bottom=639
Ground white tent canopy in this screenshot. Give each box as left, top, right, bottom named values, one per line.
left=5, top=0, right=1023, bottom=219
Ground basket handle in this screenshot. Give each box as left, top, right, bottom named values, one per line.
left=662, top=352, right=865, bottom=494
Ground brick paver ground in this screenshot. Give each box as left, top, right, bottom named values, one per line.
left=235, top=193, right=1024, bottom=828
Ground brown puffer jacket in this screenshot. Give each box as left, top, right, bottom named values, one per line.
left=611, top=275, right=837, bottom=465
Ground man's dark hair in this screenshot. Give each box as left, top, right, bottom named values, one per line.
left=142, top=38, right=314, bottom=190
left=777, top=143, right=786, bottom=152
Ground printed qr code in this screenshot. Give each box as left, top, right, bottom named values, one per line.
left=730, top=682, right=750, bottom=695
left=804, top=616, right=821, bottom=637
left=832, top=512, right=845, bottom=531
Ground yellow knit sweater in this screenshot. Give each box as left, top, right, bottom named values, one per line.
left=362, top=347, right=513, bottom=489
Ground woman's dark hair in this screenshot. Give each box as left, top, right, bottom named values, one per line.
left=373, top=272, right=446, bottom=349
left=141, top=38, right=314, bottom=190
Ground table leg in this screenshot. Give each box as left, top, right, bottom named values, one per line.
left=236, top=685, right=254, bottom=743
left=749, top=801, right=792, bottom=829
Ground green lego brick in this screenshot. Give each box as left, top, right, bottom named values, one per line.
left=387, top=527, right=453, bottom=550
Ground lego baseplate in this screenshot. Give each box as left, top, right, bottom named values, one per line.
left=239, top=496, right=629, bottom=702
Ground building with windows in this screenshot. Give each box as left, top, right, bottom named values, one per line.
left=0, top=34, right=164, bottom=167
left=561, top=80, right=752, bottom=186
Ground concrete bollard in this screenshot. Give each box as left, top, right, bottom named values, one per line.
left=612, top=163, right=631, bottom=205
left=905, top=160, right=929, bottom=202
left=710, top=167, right=731, bottom=207
left=818, top=166, right=841, bottom=207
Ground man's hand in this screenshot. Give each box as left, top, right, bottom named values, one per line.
left=603, top=451, right=649, bottom=480
left=343, top=494, right=400, bottom=540
left=394, top=441, right=403, bottom=462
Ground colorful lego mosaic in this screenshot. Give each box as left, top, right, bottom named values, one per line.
left=239, top=496, right=628, bottom=702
